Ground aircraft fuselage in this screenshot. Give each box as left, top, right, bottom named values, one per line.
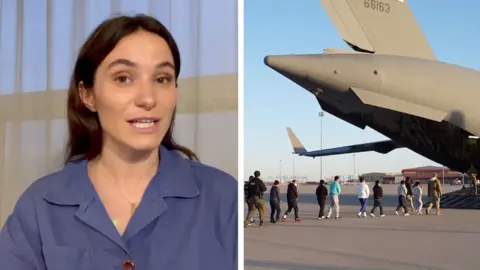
left=265, top=53, right=480, bottom=172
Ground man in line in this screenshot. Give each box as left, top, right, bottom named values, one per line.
left=356, top=176, right=370, bottom=218
left=426, top=173, right=443, bottom=215
left=405, top=177, right=415, bottom=212
left=315, top=180, right=328, bottom=219
left=269, top=180, right=281, bottom=223
left=326, top=176, right=341, bottom=219
left=395, top=180, right=410, bottom=216
left=281, top=180, right=300, bottom=222
left=244, top=170, right=267, bottom=227
left=470, top=170, right=478, bottom=195
left=412, top=181, right=423, bottom=214
left=370, top=180, right=385, bottom=217
left=244, top=176, right=255, bottom=225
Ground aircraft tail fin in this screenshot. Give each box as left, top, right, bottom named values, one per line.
left=286, top=127, right=307, bottom=154
left=320, top=0, right=437, bottom=60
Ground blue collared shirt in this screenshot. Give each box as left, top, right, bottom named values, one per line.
left=0, top=146, right=238, bottom=270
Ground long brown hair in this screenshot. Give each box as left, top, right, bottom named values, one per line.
left=65, top=14, right=198, bottom=163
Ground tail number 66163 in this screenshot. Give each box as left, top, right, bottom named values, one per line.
left=364, top=0, right=390, bottom=13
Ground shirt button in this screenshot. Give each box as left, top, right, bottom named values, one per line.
left=122, top=260, right=135, bottom=270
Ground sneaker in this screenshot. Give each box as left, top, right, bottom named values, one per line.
left=380, top=214, right=386, bottom=217
left=334, top=216, right=340, bottom=219
left=357, top=212, right=362, bottom=218
left=318, top=216, right=325, bottom=220
left=404, top=213, right=410, bottom=216
left=370, top=213, right=375, bottom=217
left=362, top=212, right=367, bottom=218
left=281, top=217, right=286, bottom=222
left=295, top=218, right=301, bottom=222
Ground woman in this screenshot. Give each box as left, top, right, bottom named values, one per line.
left=413, top=181, right=423, bottom=214
left=0, top=14, right=237, bottom=270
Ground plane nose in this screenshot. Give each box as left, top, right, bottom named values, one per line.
left=263, top=55, right=308, bottom=80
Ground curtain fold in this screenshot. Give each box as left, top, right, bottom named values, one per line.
left=0, top=0, right=238, bottom=226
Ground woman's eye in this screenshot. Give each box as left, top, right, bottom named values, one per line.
left=114, top=75, right=132, bottom=84
left=156, top=76, right=173, bottom=84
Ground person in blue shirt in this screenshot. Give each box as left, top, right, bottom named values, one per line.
left=326, top=176, right=342, bottom=219
left=0, top=14, right=238, bottom=270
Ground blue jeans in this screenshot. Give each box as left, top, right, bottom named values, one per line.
left=359, top=198, right=367, bottom=213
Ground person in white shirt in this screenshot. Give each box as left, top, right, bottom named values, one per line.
left=395, top=180, right=410, bottom=216
left=356, top=176, right=370, bottom=218
left=412, top=181, right=423, bottom=214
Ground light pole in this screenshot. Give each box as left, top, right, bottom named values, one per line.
left=353, top=154, right=356, bottom=179
left=292, top=157, right=296, bottom=178
left=319, top=111, right=324, bottom=181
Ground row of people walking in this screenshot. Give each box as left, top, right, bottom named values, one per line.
left=327, top=174, right=444, bottom=219
left=357, top=174, right=443, bottom=218
left=244, top=170, right=303, bottom=227
left=244, top=171, right=444, bottom=227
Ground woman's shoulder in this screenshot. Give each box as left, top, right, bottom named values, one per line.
left=10, top=166, right=72, bottom=215
left=25, top=166, right=71, bottom=197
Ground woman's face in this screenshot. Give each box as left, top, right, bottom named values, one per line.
left=80, top=30, right=177, bottom=154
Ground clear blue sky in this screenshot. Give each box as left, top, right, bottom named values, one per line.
left=244, top=0, right=480, bottom=181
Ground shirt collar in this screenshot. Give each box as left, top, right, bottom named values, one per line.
left=43, top=145, right=200, bottom=205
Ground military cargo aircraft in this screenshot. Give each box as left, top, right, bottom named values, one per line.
left=264, top=0, right=480, bottom=173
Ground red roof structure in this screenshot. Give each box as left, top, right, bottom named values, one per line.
left=402, top=166, right=462, bottom=181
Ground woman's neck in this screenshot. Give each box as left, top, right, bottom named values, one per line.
left=92, top=143, right=160, bottom=185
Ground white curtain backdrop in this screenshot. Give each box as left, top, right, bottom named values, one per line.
left=0, top=0, right=238, bottom=225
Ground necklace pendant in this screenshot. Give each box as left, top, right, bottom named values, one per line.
left=130, top=203, right=137, bottom=215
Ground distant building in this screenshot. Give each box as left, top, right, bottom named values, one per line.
left=382, top=174, right=404, bottom=184
left=360, top=172, right=386, bottom=183
left=401, top=166, right=463, bottom=184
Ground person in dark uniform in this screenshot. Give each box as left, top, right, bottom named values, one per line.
left=315, top=180, right=328, bottom=219
left=269, top=180, right=281, bottom=223
left=244, top=176, right=255, bottom=224
left=405, top=177, right=415, bottom=212
left=281, top=179, right=300, bottom=222
left=244, top=171, right=267, bottom=227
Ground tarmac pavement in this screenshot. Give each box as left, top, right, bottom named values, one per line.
left=244, top=184, right=479, bottom=270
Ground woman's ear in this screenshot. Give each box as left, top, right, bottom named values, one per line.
left=78, top=81, right=97, bottom=112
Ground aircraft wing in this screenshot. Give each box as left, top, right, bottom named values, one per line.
left=320, top=0, right=437, bottom=60
left=303, top=140, right=404, bottom=157
left=286, top=127, right=404, bottom=157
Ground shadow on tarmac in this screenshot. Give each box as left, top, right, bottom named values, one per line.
left=277, top=223, right=480, bottom=235
left=277, top=193, right=430, bottom=207
left=245, top=259, right=376, bottom=270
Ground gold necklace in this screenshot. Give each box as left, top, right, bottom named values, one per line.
left=114, top=181, right=140, bottom=216
left=111, top=169, right=157, bottom=216
left=95, top=159, right=157, bottom=216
